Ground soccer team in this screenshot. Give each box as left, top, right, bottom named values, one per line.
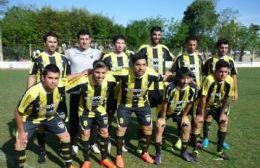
left=13, top=26, right=238, bottom=168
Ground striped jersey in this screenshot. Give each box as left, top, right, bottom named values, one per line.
left=164, top=82, right=196, bottom=116
left=102, top=52, right=129, bottom=71
left=112, top=67, right=163, bottom=108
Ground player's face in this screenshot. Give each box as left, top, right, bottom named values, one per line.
left=78, top=34, right=91, bottom=50
left=43, top=72, right=60, bottom=91
left=215, top=67, right=229, bottom=82
left=187, top=40, right=197, bottom=53
left=178, top=76, right=191, bottom=88
left=93, top=67, right=107, bottom=85
left=151, top=30, right=161, bottom=45
left=45, top=36, right=58, bottom=54
left=114, top=39, right=126, bottom=53
left=218, top=44, right=229, bottom=56
left=133, top=59, right=147, bottom=77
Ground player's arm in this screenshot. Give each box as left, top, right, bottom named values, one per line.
left=231, top=74, right=238, bottom=102
left=15, top=109, right=27, bottom=147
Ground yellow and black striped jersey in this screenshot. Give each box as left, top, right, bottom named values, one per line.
left=138, top=44, right=174, bottom=75
left=102, top=52, right=129, bottom=71
left=202, top=55, right=237, bottom=76
left=29, top=51, right=71, bottom=82
left=17, top=78, right=84, bottom=123
left=112, top=67, right=163, bottom=108
left=78, top=74, right=117, bottom=118
left=170, top=53, right=203, bottom=88
left=201, top=74, right=234, bottom=109
left=164, top=82, right=196, bottom=116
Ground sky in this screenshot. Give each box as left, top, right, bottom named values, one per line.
left=8, top=0, right=260, bottom=26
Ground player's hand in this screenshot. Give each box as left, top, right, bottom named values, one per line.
left=195, top=114, right=204, bottom=123
left=81, top=69, right=89, bottom=76
left=181, top=116, right=190, bottom=126
left=233, top=91, right=238, bottom=102
left=17, top=131, right=28, bottom=148
left=156, top=118, right=166, bottom=127
left=219, top=113, right=228, bottom=123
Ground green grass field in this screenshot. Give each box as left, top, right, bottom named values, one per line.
left=0, top=68, right=260, bottom=168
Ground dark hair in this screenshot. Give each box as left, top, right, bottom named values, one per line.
left=215, top=59, right=230, bottom=71
left=93, top=60, right=108, bottom=70
left=77, top=29, right=91, bottom=39
left=131, top=51, right=147, bottom=65
left=176, top=67, right=191, bottom=80
left=43, top=31, right=58, bottom=42
left=185, top=36, right=198, bottom=44
left=113, top=35, right=126, bottom=44
left=216, top=38, right=229, bottom=47
left=150, top=26, right=162, bottom=34
left=42, top=64, right=60, bottom=77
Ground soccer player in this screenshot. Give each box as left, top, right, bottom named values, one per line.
left=137, top=26, right=174, bottom=153
left=192, top=60, right=234, bottom=160
left=102, top=35, right=129, bottom=152
left=14, top=64, right=85, bottom=168
left=65, top=29, right=102, bottom=155
left=27, top=31, right=71, bottom=163
left=201, top=39, right=238, bottom=149
left=113, top=52, right=163, bottom=168
left=169, top=36, right=203, bottom=150
left=154, top=67, right=197, bottom=164
left=78, top=60, right=117, bottom=168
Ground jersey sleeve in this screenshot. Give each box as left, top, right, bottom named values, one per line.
left=162, top=46, right=174, bottom=61
left=170, top=55, right=181, bottom=73
left=63, top=76, right=88, bottom=93
left=102, top=54, right=112, bottom=70
left=17, top=89, right=37, bottom=114
left=201, top=76, right=213, bottom=96
left=29, top=61, right=38, bottom=75
left=163, top=82, right=174, bottom=102
left=229, top=59, right=238, bottom=75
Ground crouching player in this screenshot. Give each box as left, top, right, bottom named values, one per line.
left=154, top=67, right=197, bottom=164
left=78, top=60, right=117, bottom=168
left=14, top=64, right=86, bottom=168
left=192, top=60, right=234, bottom=160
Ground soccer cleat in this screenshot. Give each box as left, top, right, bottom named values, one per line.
left=154, top=153, right=161, bottom=165
left=174, top=138, right=182, bottom=150
left=38, top=151, right=47, bottom=164
left=182, top=150, right=195, bottom=162
left=71, top=145, right=79, bottom=157
left=115, top=155, right=125, bottom=168
left=100, top=159, right=117, bottom=168
left=162, top=142, right=174, bottom=151
left=192, top=150, right=199, bottom=161
left=136, top=146, right=143, bottom=156
left=216, top=151, right=229, bottom=160
left=122, top=145, right=128, bottom=152
left=141, top=152, right=154, bottom=164
left=202, top=138, right=209, bottom=149
left=81, top=161, right=91, bottom=168
left=223, top=142, right=230, bottom=150
left=91, top=143, right=101, bottom=154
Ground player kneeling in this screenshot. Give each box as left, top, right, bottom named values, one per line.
left=154, top=67, right=197, bottom=164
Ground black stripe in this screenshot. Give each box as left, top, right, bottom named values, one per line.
left=93, top=85, right=102, bottom=109
left=27, top=96, right=40, bottom=119
left=178, top=89, right=185, bottom=102
left=49, top=56, right=56, bottom=65
left=189, top=55, right=195, bottom=65
left=162, top=47, right=172, bottom=61
left=82, top=85, right=89, bottom=115
left=61, top=56, right=67, bottom=77
left=188, top=87, right=194, bottom=100
left=206, top=83, right=215, bottom=103
left=224, top=82, right=231, bottom=98
left=153, top=48, right=158, bottom=58
left=214, top=83, right=222, bottom=101
left=132, top=77, right=142, bottom=107
left=104, top=56, right=112, bottom=70
left=46, top=92, right=54, bottom=117
left=117, top=57, right=123, bottom=67
left=120, top=76, right=128, bottom=105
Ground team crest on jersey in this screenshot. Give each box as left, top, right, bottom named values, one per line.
left=57, top=121, right=65, bottom=129
left=83, top=120, right=88, bottom=126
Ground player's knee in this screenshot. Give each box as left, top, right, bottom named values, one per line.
left=117, top=127, right=127, bottom=136
left=100, top=128, right=109, bottom=138
left=15, top=141, right=27, bottom=151
left=59, top=132, right=71, bottom=143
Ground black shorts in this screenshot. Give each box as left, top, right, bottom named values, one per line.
left=148, top=90, right=163, bottom=108
left=24, top=115, right=67, bottom=139
left=205, top=107, right=230, bottom=123
left=79, top=114, right=108, bottom=130
left=157, top=112, right=182, bottom=128
left=117, top=104, right=152, bottom=127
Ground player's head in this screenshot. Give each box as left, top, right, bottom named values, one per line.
left=43, top=31, right=58, bottom=54
left=176, top=67, right=191, bottom=88
left=77, top=29, right=92, bottom=50
left=217, top=38, right=229, bottom=57
left=215, top=59, right=230, bottom=82
left=131, top=52, right=148, bottom=77
left=150, top=26, right=162, bottom=45
left=42, top=64, right=60, bottom=91
left=92, top=60, right=108, bottom=85
left=113, top=35, right=126, bottom=53
left=185, top=36, right=198, bottom=54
